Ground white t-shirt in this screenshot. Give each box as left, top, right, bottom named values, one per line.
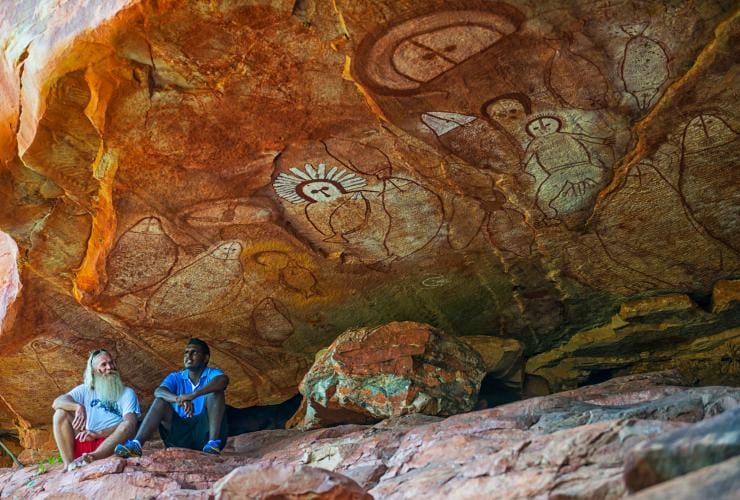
left=67, top=384, right=140, bottom=433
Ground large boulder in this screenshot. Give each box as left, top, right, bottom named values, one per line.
left=297, top=321, right=486, bottom=429
left=624, top=406, right=740, bottom=492
left=630, top=455, right=740, bottom=500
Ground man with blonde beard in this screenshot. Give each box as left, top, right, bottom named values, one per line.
left=52, top=349, right=140, bottom=471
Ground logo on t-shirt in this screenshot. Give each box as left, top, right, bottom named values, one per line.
left=91, top=399, right=122, bottom=417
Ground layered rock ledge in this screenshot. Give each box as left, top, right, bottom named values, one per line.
left=2, top=372, right=738, bottom=499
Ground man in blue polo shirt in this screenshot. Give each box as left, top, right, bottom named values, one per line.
left=115, top=338, right=229, bottom=457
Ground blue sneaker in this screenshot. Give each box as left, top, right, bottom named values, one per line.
left=114, top=439, right=142, bottom=458
left=202, top=439, right=222, bottom=454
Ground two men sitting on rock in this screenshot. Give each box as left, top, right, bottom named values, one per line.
left=115, top=338, right=229, bottom=457
left=52, top=349, right=140, bottom=472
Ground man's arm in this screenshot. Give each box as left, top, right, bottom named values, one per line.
left=177, top=375, right=229, bottom=417
left=52, top=394, right=79, bottom=411
left=181, top=374, right=229, bottom=402
left=52, top=394, right=86, bottom=431
left=75, top=420, right=118, bottom=442
left=153, top=385, right=180, bottom=404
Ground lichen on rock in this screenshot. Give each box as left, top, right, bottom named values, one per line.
left=298, top=321, right=486, bottom=429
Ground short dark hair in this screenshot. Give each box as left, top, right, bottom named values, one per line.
left=187, top=338, right=210, bottom=356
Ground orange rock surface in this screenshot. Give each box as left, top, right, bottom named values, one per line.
left=0, top=0, right=738, bottom=444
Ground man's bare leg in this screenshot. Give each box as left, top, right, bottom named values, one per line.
left=134, top=397, right=173, bottom=445
left=52, top=409, right=76, bottom=469
left=205, top=391, right=226, bottom=441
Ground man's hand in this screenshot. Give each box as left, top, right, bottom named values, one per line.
left=72, top=404, right=87, bottom=432
left=76, top=430, right=100, bottom=442
left=175, top=395, right=195, bottom=418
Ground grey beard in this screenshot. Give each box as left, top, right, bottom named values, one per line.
left=93, top=371, right=124, bottom=403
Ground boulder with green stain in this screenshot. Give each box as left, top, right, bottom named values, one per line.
left=297, top=321, right=486, bottom=430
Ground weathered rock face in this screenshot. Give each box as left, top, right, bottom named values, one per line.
left=630, top=455, right=740, bottom=500
left=623, top=406, right=740, bottom=492
left=1, top=372, right=738, bottom=498
left=297, top=321, right=486, bottom=429
left=213, top=463, right=372, bottom=500
left=526, top=287, right=740, bottom=392
left=0, top=231, right=19, bottom=335
left=0, top=0, right=738, bottom=443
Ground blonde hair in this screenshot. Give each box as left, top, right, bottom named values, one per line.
left=83, top=349, right=110, bottom=389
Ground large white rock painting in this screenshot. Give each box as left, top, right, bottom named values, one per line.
left=523, top=115, right=612, bottom=219
left=620, top=24, right=669, bottom=110
left=273, top=163, right=367, bottom=204
left=354, top=7, right=521, bottom=93
left=274, top=157, right=444, bottom=267
left=274, top=163, right=372, bottom=244
left=105, top=217, right=178, bottom=296
left=146, top=241, right=244, bottom=321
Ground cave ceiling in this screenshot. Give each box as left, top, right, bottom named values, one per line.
left=0, top=0, right=738, bottom=429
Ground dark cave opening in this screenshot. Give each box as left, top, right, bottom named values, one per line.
left=225, top=393, right=302, bottom=436
left=583, top=368, right=618, bottom=386
left=476, top=373, right=522, bottom=409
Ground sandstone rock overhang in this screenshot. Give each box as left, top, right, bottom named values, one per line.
left=0, top=0, right=737, bottom=446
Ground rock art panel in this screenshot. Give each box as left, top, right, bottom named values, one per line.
left=146, top=241, right=244, bottom=322
left=353, top=7, right=523, bottom=94
left=679, top=113, right=739, bottom=252
left=546, top=39, right=609, bottom=110
left=420, top=111, right=522, bottom=174
left=351, top=3, right=633, bottom=231
left=181, top=198, right=276, bottom=228
left=523, top=115, right=612, bottom=219
left=105, top=216, right=178, bottom=296
left=620, top=23, right=669, bottom=110
left=272, top=141, right=445, bottom=268
left=251, top=250, right=319, bottom=298
left=252, top=297, right=294, bottom=344
left=0, top=0, right=738, bottom=445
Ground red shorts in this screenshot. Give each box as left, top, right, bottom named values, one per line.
left=73, top=436, right=106, bottom=459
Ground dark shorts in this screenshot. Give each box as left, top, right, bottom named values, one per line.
left=159, top=409, right=228, bottom=450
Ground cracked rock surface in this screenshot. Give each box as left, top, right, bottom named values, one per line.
left=1, top=372, right=738, bottom=498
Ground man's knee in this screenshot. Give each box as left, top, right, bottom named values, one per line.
left=205, top=391, right=225, bottom=403
left=117, top=419, right=136, bottom=437
left=148, top=397, right=171, bottom=413
left=152, top=397, right=168, bottom=406
left=53, top=408, right=72, bottom=424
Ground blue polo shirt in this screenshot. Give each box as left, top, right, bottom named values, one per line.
left=160, top=366, right=225, bottom=418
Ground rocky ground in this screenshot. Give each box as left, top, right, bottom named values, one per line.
left=1, top=371, right=738, bottom=499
